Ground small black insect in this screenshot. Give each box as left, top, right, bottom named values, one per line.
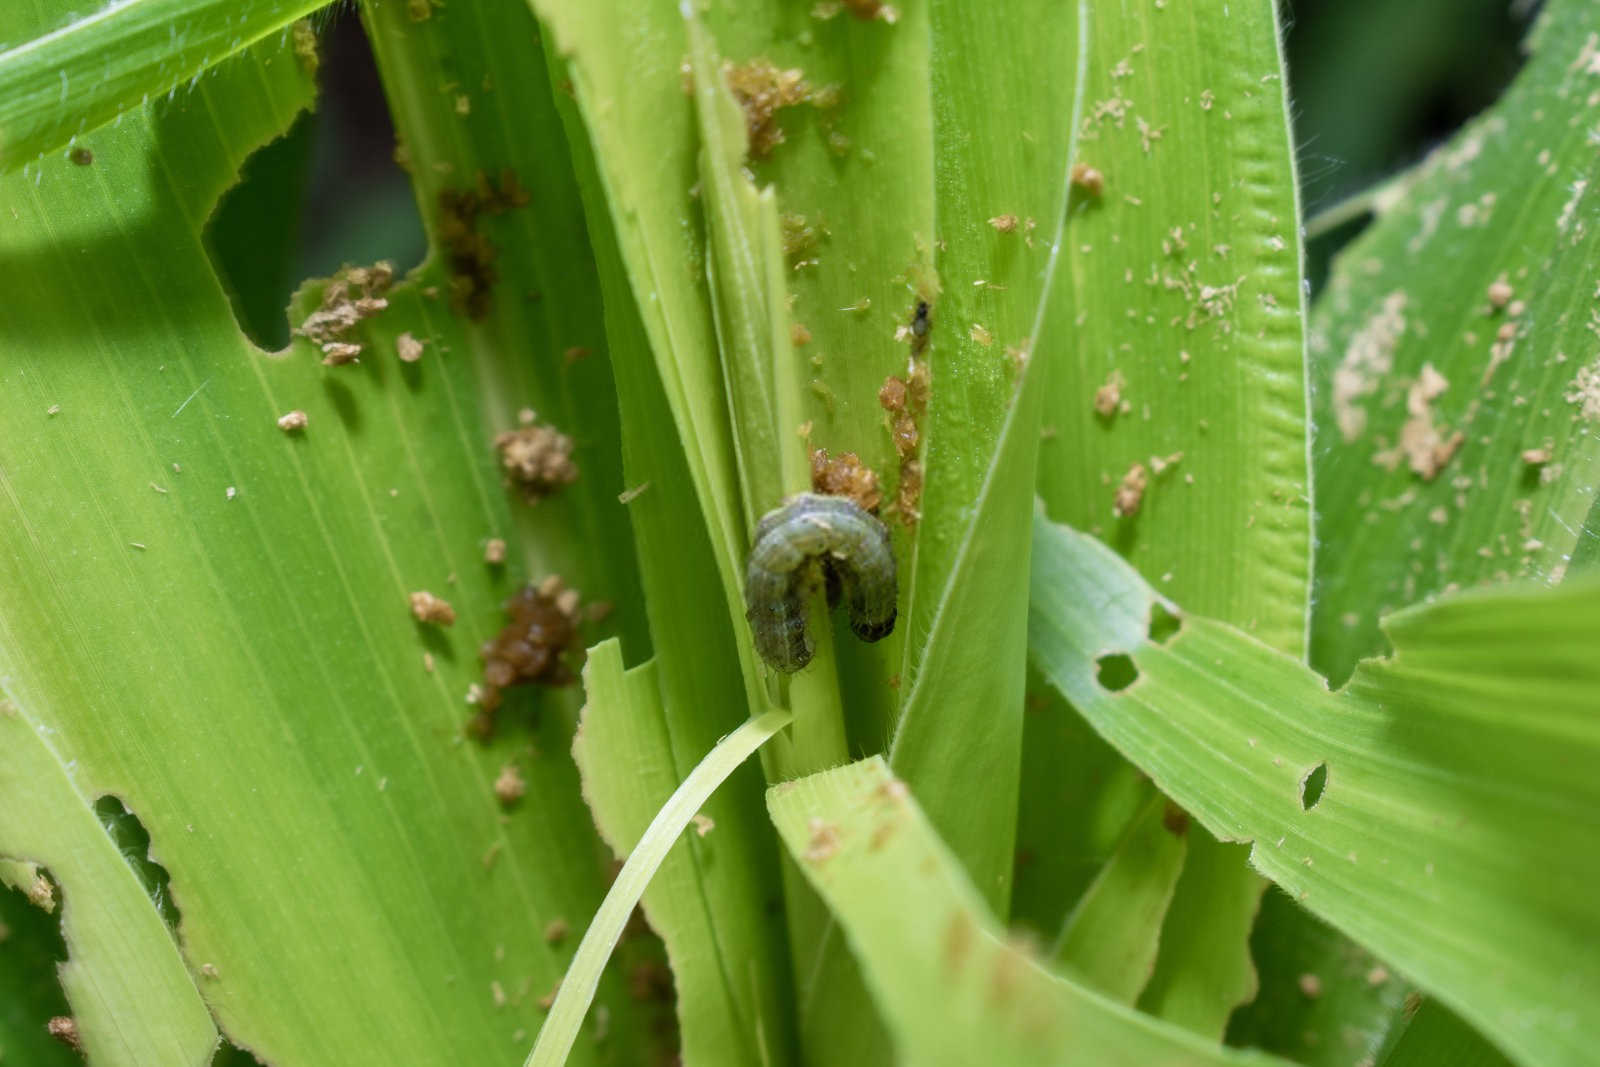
left=745, top=493, right=897, bottom=672
left=909, top=300, right=931, bottom=355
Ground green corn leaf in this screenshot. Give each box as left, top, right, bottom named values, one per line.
left=0, top=0, right=331, bottom=173
left=1309, top=0, right=1600, bottom=682
left=1024, top=0, right=1308, bottom=1041
left=1036, top=0, right=1311, bottom=655
left=534, top=642, right=790, bottom=1067
left=1225, top=888, right=1415, bottom=1066
left=1137, top=828, right=1266, bottom=1040
left=0, top=719, right=216, bottom=1065
left=1051, top=790, right=1187, bottom=1004
left=767, top=756, right=1291, bottom=1066
left=1030, top=512, right=1600, bottom=1067
left=0, top=6, right=662, bottom=1061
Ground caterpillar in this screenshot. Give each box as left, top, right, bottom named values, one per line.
left=745, top=493, right=897, bottom=673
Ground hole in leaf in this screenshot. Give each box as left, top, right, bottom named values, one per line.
left=0, top=867, right=75, bottom=1063
left=1148, top=602, right=1182, bottom=645
left=211, top=1039, right=269, bottom=1066
left=1300, top=763, right=1328, bottom=810
left=206, top=8, right=425, bottom=350
left=95, top=795, right=180, bottom=930
left=1095, top=654, right=1139, bottom=692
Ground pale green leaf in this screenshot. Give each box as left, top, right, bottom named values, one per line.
left=766, top=756, right=1290, bottom=1066
left=532, top=654, right=789, bottom=1067
left=360, top=0, right=647, bottom=638
left=889, top=0, right=1087, bottom=915
left=546, top=25, right=804, bottom=1058
left=1012, top=673, right=1150, bottom=937
left=1052, top=790, right=1187, bottom=1004
left=1308, top=0, right=1600, bottom=681
left=1138, top=829, right=1266, bottom=1040
left=1030, top=513, right=1600, bottom=1067
left=685, top=14, right=805, bottom=516
left=568, top=639, right=786, bottom=1067
left=695, top=1, right=935, bottom=748
left=526, top=0, right=750, bottom=652
left=0, top=0, right=328, bottom=172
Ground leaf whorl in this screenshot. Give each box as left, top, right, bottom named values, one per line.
left=744, top=493, right=897, bottom=672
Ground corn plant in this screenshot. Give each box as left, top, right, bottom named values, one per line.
left=1, top=1, right=1596, bottom=1065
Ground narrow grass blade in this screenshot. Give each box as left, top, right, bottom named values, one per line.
left=570, top=640, right=784, bottom=1066
left=529, top=704, right=791, bottom=1067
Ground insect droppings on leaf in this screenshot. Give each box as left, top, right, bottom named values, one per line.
left=1094, top=370, right=1125, bottom=418
left=396, top=332, right=425, bottom=362
left=724, top=59, right=810, bottom=159
left=1113, top=463, right=1148, bottom=517
left=493, top=764, right=525, bottom=807
left=277, top=410, right=308, bottom=433
left=296, top=262, right=393, bottom=353
left=410, top=591, right=456, bottom=627
left=823, top=0, right=900, bottom=22
left=484, top=538, right=507, bottom=565
left=1374, top=362, right=1464, bottom=480
left=494, top=423, right=578, bottom=502
left=802, top=817, right=840, bottom=862
left=438, top=171, right=529, bottom=320
left=320, top=342, right=361, bottom=365
left=47, top=1017, right=80, bottom=1052
left=782, top=212, right=824, bottom=266
left=290, top=19, right=318, bottom=75
left=468, top=579, right=582, bottom=738
left=810, top=449, right=883, bottom=512
left=69, top=147, right=93, bottom=166
left=1071, top=161, right=1105, bottom=196
left=879, top=367, right=929, bottom=525
left=1486, top=276, right=1513, bottom=310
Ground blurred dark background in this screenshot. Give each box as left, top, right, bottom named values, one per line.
left=209, top=0, right=1539, bottom=349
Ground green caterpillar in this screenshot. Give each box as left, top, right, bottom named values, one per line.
left=744, top=493, right=897, bottom=673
